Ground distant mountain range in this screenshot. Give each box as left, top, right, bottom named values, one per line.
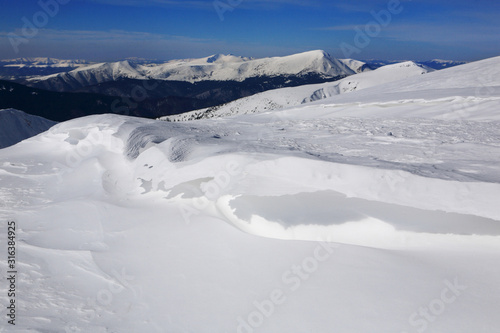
left=0, top=57, right=91, bottom=80
left=0, top=51, right=357, bottom=120
left=0, top=51, right=469, bottom=121
left=360, top=59, right=467, bottom=70
left=21, top=50, right=354, bottom=94
left=0, top=53, right=467, bottom=83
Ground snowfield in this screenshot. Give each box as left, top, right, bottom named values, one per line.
left=0, top=56, right=499, bottom=332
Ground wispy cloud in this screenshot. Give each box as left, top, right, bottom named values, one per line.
left=313, top=19, right=500, bottom=45
left=0, top=28, right=213, bottom=44
left=312, top=25, right=361, bottom=31
left=381, top=22, right=500, bottom=44
left=82, top=0, right=318, bottom=9
left=0, top=28, right=215, bottom=60
left=447, top=9, right=500, bottom=23
left=81, top=0, right=212, bottom=9
left=0, top=28, right=302, bottom=60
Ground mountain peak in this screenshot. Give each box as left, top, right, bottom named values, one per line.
left=285, top=50, right=331, bottom=60
left=206, top=54, right=224, bottom=63
left=272, top=50, right=355, bottom=76
left=205, top=54, right=247, bottom=64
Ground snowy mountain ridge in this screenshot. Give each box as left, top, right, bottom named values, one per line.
left=161, top=60, right=434, bottom=121
left=339, top=58, right=373, bottom=73
left=26, top=50, right=355, bottom=86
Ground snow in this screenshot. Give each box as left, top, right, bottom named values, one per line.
left=0, top=56, right=500, bottom=332
left=28, top=50, right=355, bottom=85
left=339, top=58, right=372, bottom=73
left=145, top=50, right=354, bottom=81
left=31, top=60, right=149, bottom=82
left=293, top=56, right=500, bottom=121
left=0, top=109, right=57, bottom=149
left=161, top=61, right=434, bottom=121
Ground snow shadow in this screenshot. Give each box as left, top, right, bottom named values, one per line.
left=229, top=190, right=500, bottom=236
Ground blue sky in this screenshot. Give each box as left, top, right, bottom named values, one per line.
left=0, top=0, right=498, bottom=61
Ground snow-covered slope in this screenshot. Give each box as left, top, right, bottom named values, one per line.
left=37, top=60, right=149, bottom=84
left=145, top=50, right=354, bottom=81
left=1, top=56, right=499, bottom=332
left=302, top=55, right=500, bottom=120
left=339, top=58, right=373, bottom=73
left=161, top=61, right=433, bottom=121
left=0, top=108, right=57, bottom=148
left=27, top=50, right=354, bottom=87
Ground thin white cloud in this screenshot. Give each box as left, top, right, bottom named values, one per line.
left=22, top=29, right=211, bottom=42
left=312, top=25, right=361, bottom=31
left=81, top=0, right=212, bottom=9
left=313, top=20, right=500, bottom=45
left=0, top=28, right=302, bottom=60
left=381, top=23, right=500, bottom=44
left=82, top=0, right=318, bottom=9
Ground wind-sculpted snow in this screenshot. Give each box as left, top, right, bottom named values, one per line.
left=2, top=114, right=497, bottom=242
left=220, top=190, right=500, bottom=248
left=138, top=115, right=500, bottom=183
left=1, top=57, right=500, bottom=332
left=125, top=124, right=182, bottom=159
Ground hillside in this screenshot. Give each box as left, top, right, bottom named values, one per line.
left=339, top=58, right=374, bottom=73
left=0, top=109, right=56, bottom=148
left=0, top=80, right=216, bottom=121
left=161, top=61, right=433, bottom=121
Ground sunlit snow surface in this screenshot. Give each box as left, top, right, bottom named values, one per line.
left=1, top=57, right=500, bottom=332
